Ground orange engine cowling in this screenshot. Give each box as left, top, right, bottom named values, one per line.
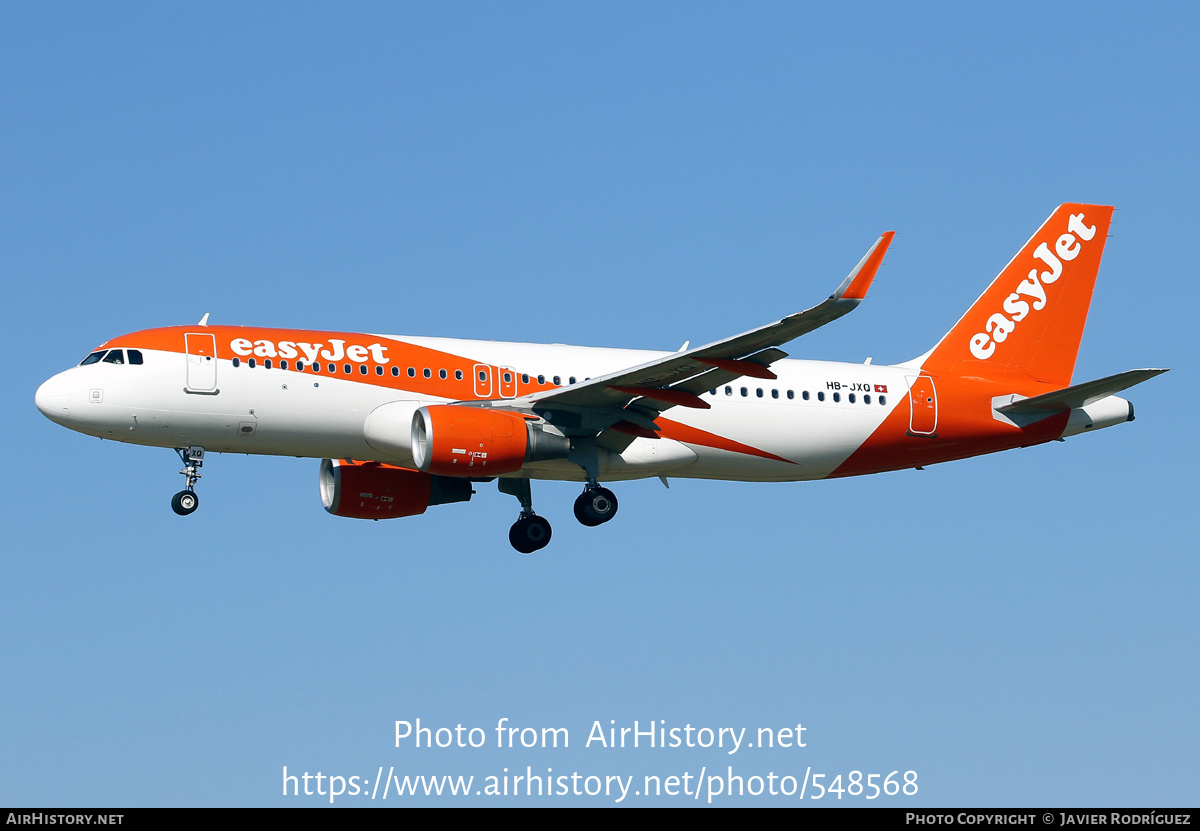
left=411, top=405, right=570, bottom=477
left=319, top=458, right=472, bottom=520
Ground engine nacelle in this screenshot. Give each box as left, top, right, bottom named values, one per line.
left=411, top=405, right=571, bottom=477
left=319, top=458, right=472, bottom=520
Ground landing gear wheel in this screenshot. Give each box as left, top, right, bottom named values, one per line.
left=171, top=490, right=199, bottom=516
left=573, top=486, right=618, bottom=527
left=509, top=515, right=552, bottom=553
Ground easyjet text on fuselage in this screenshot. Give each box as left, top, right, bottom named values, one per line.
left=229, top=337, right=390, bottom=364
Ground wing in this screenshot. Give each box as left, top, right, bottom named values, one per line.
left=491, top=231, right=895, bottom=446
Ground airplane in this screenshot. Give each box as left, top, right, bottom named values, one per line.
left=34, top=203, right=1166, bottom=553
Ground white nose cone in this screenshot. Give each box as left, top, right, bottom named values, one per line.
left=35, top=375, right=72, bottom=423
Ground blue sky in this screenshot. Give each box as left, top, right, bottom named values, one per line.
left=2, top=2, right=1196, bottom=806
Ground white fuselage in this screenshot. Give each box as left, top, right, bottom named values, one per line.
left=36, top=335, right=909, bottom=483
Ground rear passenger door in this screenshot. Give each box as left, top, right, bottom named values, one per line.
left=906, top=375, right=937, bottom=436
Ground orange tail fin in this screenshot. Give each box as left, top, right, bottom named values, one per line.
left=919, top=203, right=1114, bottom=388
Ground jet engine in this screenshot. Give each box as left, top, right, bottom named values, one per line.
left=411, top=405, right=571, bottom=477
left=319, top=458, right=472, bottom=520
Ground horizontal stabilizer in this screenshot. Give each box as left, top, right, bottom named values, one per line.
left=996, top=368, right=1169, bottom=415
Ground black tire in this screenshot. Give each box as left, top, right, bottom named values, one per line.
left=573, top=487, right=618, bottom=527
left=573, top=494, right=599, bottom=526
left=171, top=490, right=199, bottom=516
left=509, top=515, right=552, bottom=553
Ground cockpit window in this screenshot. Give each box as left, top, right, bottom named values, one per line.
left=80, top=351, right=106, bottom=365
left=102, top=350, right=125, bottom=364
left=127, top=350, right=144, bottom=365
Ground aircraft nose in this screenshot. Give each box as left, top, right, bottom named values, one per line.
left=35, top=374, right=72, bottom=423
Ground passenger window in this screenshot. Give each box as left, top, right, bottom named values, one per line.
left=80, top=351, right=106, bottom=366
left=879, top=395, right=887, bottom=406
left=740, top=387, right=748, bottom=397
left=848, top=393, right=855, bottom=403
left=391, top=366, right=399, bottom=376
left=249, top=358, right=257, bottom=368
left=328, top=363, right=336, bottom=373
left=439, top=369, right=447, bottom=380
left=281, top=360, right=289, bottom=370
left=408, top=367, right=416, bottom=377
left=864, top=394, right=871, bottom=404
left=710, top=389, right=718, bottom=395
left=424, top=368, right=432, bottom=379
left=127, top=350, right=143, bottom=365
left=375, top=366, right=383, bottom=376
left=455, top=369, right=463, bottom=380
left=343, top=364, right=351, bottom=374
left=771, top=389, right=779, bottom=399
left=553, top=376, right=561, bottom=385
left=265, top=359, right=273, bottom=369
left=360, top=365, right=367, bottom=375
left=756, top=388, right=763, bottom=398
left=478, top=370, right=486, bottom=381
left=311, top=362, right=320, bottom=372
left=296, top=361, right=304, bottom=371
left=569, top=377, right=576, bottom=384
left=817, top=391, right=824, bottom=401
left=232, top=357, right=241, bottom=368
left=833, top=392, right=840, bottom=402
left=802, top=391, right=809, bottom=400
left=725, top=386, right=732, bottom=396
left=537, top=375, right=545, bottom=384
left=521, top=373, right=529, bottom=384
left=102, top=350, right=124, bottom=364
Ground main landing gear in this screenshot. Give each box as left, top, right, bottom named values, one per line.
left=573, top=485, right=618, bottom=527
left=498, top=478, right=620, bottom=553
left=566, top=437, right=618, bottom=529
left=509, top=514, right=552, bottom=554
left=499, top=478, right=552, bottom=554
left=171, top=446, right=204, bottom=516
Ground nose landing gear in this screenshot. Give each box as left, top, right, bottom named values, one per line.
left=172, top=446, right=205, bottom=516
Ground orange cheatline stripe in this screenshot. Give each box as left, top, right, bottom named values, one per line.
left=655, top=417, right=795, bottom=464
left=104, top=324, right=562, bottom=399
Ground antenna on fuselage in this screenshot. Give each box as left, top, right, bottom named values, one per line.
left=198, top=313, right=210, bottom=326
